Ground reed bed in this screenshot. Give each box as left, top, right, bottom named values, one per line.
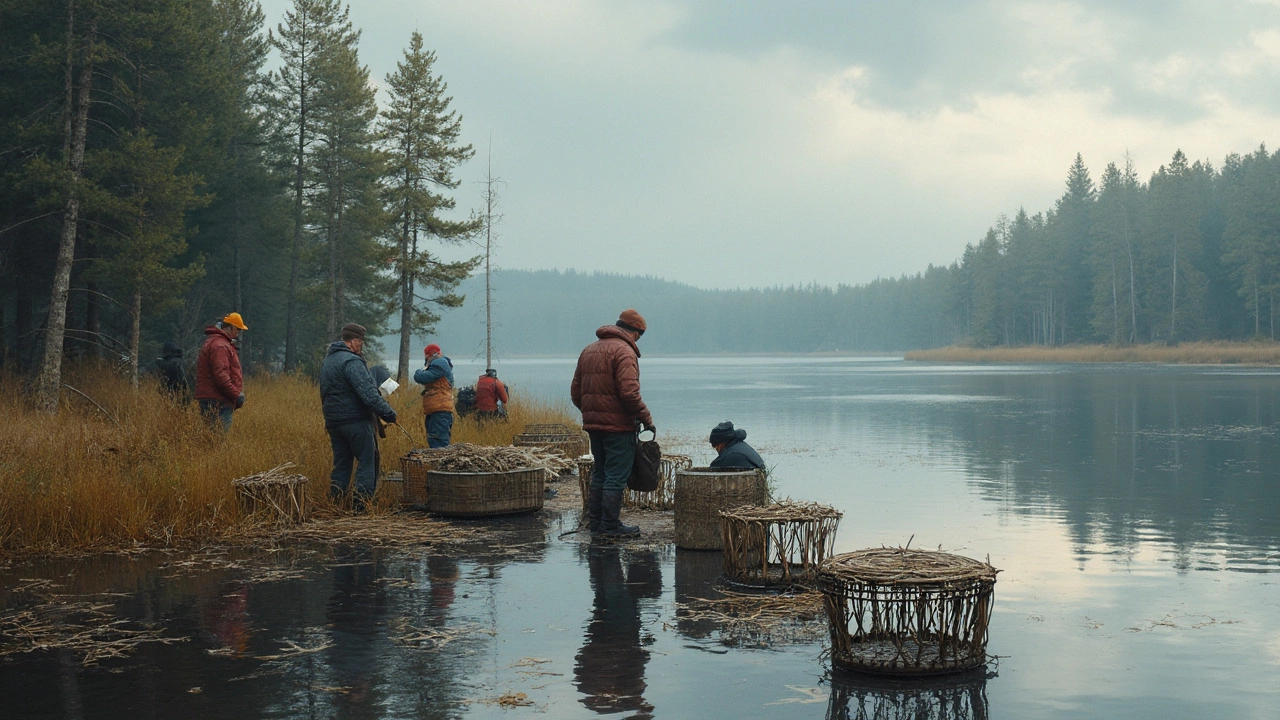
left=0, top=363, right=579, bottom=557
left=905, top=340, right=1280, bottom=365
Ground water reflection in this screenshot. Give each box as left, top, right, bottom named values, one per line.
left=673, top=548, right=723, bottom=640
left=574, top=545, right=662, bottom=718
left=825, top=670, right=991, bottom=720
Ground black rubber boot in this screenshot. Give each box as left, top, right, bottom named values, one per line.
left=586, top=485, right=604, bottom=532
left=597, top=489, right=640, bottom=537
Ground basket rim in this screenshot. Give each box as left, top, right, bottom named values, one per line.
left=676, top=466, right=763, bottom=477
left=720, top=500, right=842, bottom=522
left=426, top=466, right=543, bottom=477
left=820, top=548, right=999, bottom=585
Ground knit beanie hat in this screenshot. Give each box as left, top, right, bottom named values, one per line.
left=424, top=343, right=442, bottom=358
left=617, top=308, right=647, bottom=336
left=341, top=323, right=366, bottom=341
left=710, top=421, right=746, bottom=445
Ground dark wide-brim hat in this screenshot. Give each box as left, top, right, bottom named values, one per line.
left=341, top=322, right=367, bottom=341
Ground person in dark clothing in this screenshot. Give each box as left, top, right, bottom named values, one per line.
left=570, top=309, right=655, bottom=537
left=474, top=368, right=509, bottom=420
left=708, top=421, right=765, bottom=470
left=155, top=342, right=191, bottom=404
left=320, top=323, right=397, bottom=510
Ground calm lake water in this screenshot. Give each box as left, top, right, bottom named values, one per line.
left=5, top=356, right=1280, bottom=719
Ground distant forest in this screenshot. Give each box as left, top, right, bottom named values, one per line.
left=8, top=3, right=1280, bottom=406
left=442, top=147, right=1280, bottom=358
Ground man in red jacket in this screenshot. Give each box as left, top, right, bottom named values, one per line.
left=571, top=309, right=655, bottom=537
left=474, top=368, right=509, bottom=420
left=195, top=312, right=247, bottom=431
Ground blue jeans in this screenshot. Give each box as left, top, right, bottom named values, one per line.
left=329, top=421, right=378, bottom=501
left=198, top=399, right=233, bottom=432
left=588, top=430, right=636, bottom=493
left=426, top=412, right=453, bottom=448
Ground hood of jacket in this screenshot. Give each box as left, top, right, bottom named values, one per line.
left=594, top=324, right=641, bottom=358
left=326, top=340, right=356, bottom=357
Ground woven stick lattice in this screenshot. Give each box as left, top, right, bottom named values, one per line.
left=232, top=463, right=309, bottom=525
left=825, top=671, right=990, bottom=720
left=624, top=454, right=690, bottom=510
left=720, top=501, right=842, bottom=587
left=817, top=548, right=999, bottom=676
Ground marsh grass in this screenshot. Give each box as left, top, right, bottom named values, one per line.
left=0, top=363, right=578, bottom=557
left=904, top=341, right=1280, bottom=365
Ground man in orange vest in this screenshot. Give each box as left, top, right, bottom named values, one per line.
left=414, top=343, right=454, bottom=447
left=474, top=368, right=509, bottom=420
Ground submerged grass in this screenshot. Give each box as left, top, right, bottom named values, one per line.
left=904, top=341, right=1280, bottom=365
left=0, top=363, right=578, bottom=558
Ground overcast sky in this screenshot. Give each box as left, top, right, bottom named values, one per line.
left=259, top=0, right=1280, bottom=289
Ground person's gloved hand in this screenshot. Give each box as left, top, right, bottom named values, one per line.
left=643, top=421, right=656, bottom=433
left=384, top=410, right=398, bottom=424
left=235, top=393, right=246, bottom=409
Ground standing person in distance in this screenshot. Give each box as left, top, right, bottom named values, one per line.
left=156, top=341, right=192, bottom=404
left=474, top=368, right=509, bottom=421
left=320, top=323, right=398, bottom=510
left=415, top=343, right=455, bottom=448
left=195, top=313, right=247, bottom=431
left=571, top=309, right=655, bottom=537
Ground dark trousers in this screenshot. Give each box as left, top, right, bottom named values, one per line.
left=588, top=430, right=636, bottom=493
left=198, top=399, right=233, bottom=432
left=426, top=412, right=453, bottom=448
left=329, top=421, right=378, bottom=500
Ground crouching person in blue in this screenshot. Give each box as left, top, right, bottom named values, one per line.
left=320, top=323, right=397, bottom=510
left=708, top=421, right=765, bottom=470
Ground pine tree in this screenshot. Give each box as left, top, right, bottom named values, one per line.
left=380, top=31, right=481, bottom=382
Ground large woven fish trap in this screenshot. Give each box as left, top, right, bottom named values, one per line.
left=674, top=467, right=768, bottom=550
left=232, top=464, right=309, bottom=525
left=513, top=423, right=588, bottom=467
left=824, top=670, right=990, bottom=720
left=817, top=549, right=999, bottom=676
left=624, top=454, right=691, bottom=510
left=400, top=449, right=450, bottom=504
left=720, top=501, right=843, bottom=588
left=426, top=468, right=546, bottom=517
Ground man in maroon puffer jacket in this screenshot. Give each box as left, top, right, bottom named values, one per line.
left=571, top=308, right=656, bottom=537
left=195, top=312, right=246, bottom=431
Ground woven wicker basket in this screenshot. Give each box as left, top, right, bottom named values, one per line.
left=720, top=502, right=842, bottom=587
left=674, top=467, right=768, bottom=550
left=400, top=449, right=448, bottom=504
left=625, top=454, right=691, bottom=510
left=426, top=467, right=547, bottom=517
left=512, top=430, right=589, bottom=470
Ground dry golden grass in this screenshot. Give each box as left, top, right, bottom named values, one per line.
left=0, top=363, right=578, bottom=558
left=904, top=341, right=1280, bottom=365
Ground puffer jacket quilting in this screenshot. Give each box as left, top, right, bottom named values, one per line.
left=320, top=341, right=396, bottom=429
left=570, top=325, right=654, bottom=433
left=195, top=326, right=242, bottom=405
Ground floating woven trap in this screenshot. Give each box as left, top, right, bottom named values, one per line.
left=721, top=501, right=842, bottom=587
left=426, top=468, right=546, bottom=517
left=400, top=448, right=450, bottom=504
left=625, top=454, right=690, bottom=510
left=674, top=467, right=768, bottom=550
left=513, top=424, right=588, bottom=473
left=825, top=670, right=991, bottom=720
left=232, top=463, right=309, bottom=525
left=817, top=548, right=999, bottom=676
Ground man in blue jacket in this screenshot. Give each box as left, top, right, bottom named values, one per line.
left=708, top=421, right=765, bottom=470
left=320, top=323, right=398, bottom=510
left=414, top=343, right=454, bottom=448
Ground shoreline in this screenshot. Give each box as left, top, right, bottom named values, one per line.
left=903, top=341, right=1280, bottom=365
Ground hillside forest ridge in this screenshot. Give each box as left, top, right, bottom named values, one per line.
left=7, top=3, right=1280, bottom=412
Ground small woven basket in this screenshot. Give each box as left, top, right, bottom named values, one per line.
left=817, top=548, right=999, bottom=676
left=513, top=426, right=589, bottom=473
left=400, top=449, right=448, bottom=504
left=673, top=467, right=768, bottom=550
left=720, top=501, right=842, bottom=587
left=625, top=454, right=691, bottom=510
left=426, top=467, right=547, bottom=517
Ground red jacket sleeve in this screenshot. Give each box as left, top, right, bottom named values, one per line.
left=612, top=352, right=653, bottom=428
left=212, top=343, right=238, bottom=401
left=570, top=360, right=583, bottom=410
left=496, top=381, right=509, bottom=404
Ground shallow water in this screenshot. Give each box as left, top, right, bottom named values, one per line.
left=5, top=357, right=1280, bottom=719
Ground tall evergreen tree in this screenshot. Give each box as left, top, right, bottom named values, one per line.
left=380, top=31, right=480, bottom=382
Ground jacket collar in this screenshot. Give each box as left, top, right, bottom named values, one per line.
left=595, top=325, right=641, bottom=357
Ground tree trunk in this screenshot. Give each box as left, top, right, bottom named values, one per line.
left=35, top=12, right=95, bottom=413
left=1170, top=234, right=1178, bottom=341
left=129, top=282, right=141, bottom=388
left=396, top=206, right=412, bottom=383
